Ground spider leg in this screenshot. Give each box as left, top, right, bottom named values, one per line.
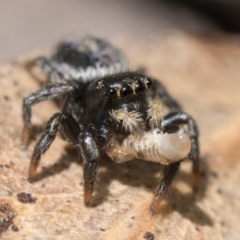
left=22, top=84, right=74, bottom=147
left=78, top=130, right=99, bottom=205
left=149, top=111, right=199, bottom=214
left=162, top=111, right=200, bottom=185
left=28, top=109, right=80, bottom=181
left=28, top=112, right=63, bottom=180
left=33, top=56, right=68, bottom=84
left=150, top=162, right=180, bottom=214
left=62, top=91, right=82, bottom=121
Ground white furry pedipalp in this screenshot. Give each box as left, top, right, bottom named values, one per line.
left=110, top=109, right=145, bottom=134
left=106, top=128, right=191, bottom=165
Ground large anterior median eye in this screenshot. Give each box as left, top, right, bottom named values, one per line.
left=96, top=135, right=107, bottom=144
left=106, top=87, right=118, bottom=97
left=135, top=80, right=146, bottom=95
left=120, top=84, right=134, bottom=98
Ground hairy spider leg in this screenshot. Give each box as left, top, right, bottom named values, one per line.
left=150, top=111, right=199, bottom=214
left=32, top=56, right=70, bottom=84
left=27, top=89, right=99, bottom=205
left=150, top=161, right=180, bottom=214
left=62, top=94, right=99, bottom=205
left=28, top=110, right=81, bottom=180
left=162, top=111, right=200, bottom=186
left=28, top=90, right=84, bottom=180
left=28, top=112, right=63, bottom=180
left=22, top=84, right=74, bottom=147
left=78, top=130, right=100, bottom=205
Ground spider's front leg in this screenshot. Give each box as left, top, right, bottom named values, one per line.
left=150, top=162, right=180, bottom=214
left=162, top=111, right=200, bottom=186
left=150, top=111, right=199, bottom=214
left=27, top=56, right=69, bottom=84
left=22, top=84, right=74, bottom=147
left=78, top=130, right=100, bottom=205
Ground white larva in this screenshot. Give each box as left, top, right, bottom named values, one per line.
left=106, top=128, right=191, bottom=165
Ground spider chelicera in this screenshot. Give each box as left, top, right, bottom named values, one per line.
left=21, top=36, right=199, bottom=214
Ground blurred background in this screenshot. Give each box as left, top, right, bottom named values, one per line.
left=1, top=0, right=240, bottom=62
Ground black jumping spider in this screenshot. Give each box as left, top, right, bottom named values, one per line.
left=22, top=36, right=199, bottom=214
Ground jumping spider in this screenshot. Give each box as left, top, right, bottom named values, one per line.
left=22, top=36, right=199, bottom=214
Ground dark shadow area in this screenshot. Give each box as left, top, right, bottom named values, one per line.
left=167, top=0, right=240, bottom=32
left=31, top=147, right=79, bottom=183
left=31, top=142, right=212, bottom=226
left=168, top=189, right=213, bottom=226
left=167, top=155, right=213, bottom=226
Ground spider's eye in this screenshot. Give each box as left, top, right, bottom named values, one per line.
left=106, top=87, right=118, bottom=97
left=96, top=135, right=106, bottom=144
left=120, top=84, right=134, bottom=98
left=145, top=77, right=153, bottom=89
left=135, top=80, right=146, bottom=95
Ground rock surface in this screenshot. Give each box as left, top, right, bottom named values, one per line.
left=0, top=32, right=240, bottom=239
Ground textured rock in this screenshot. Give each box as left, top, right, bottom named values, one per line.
left=0, top=32, right=240, bottom=239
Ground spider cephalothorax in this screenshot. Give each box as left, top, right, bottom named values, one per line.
left=22, top=36, right=199, bottom=214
